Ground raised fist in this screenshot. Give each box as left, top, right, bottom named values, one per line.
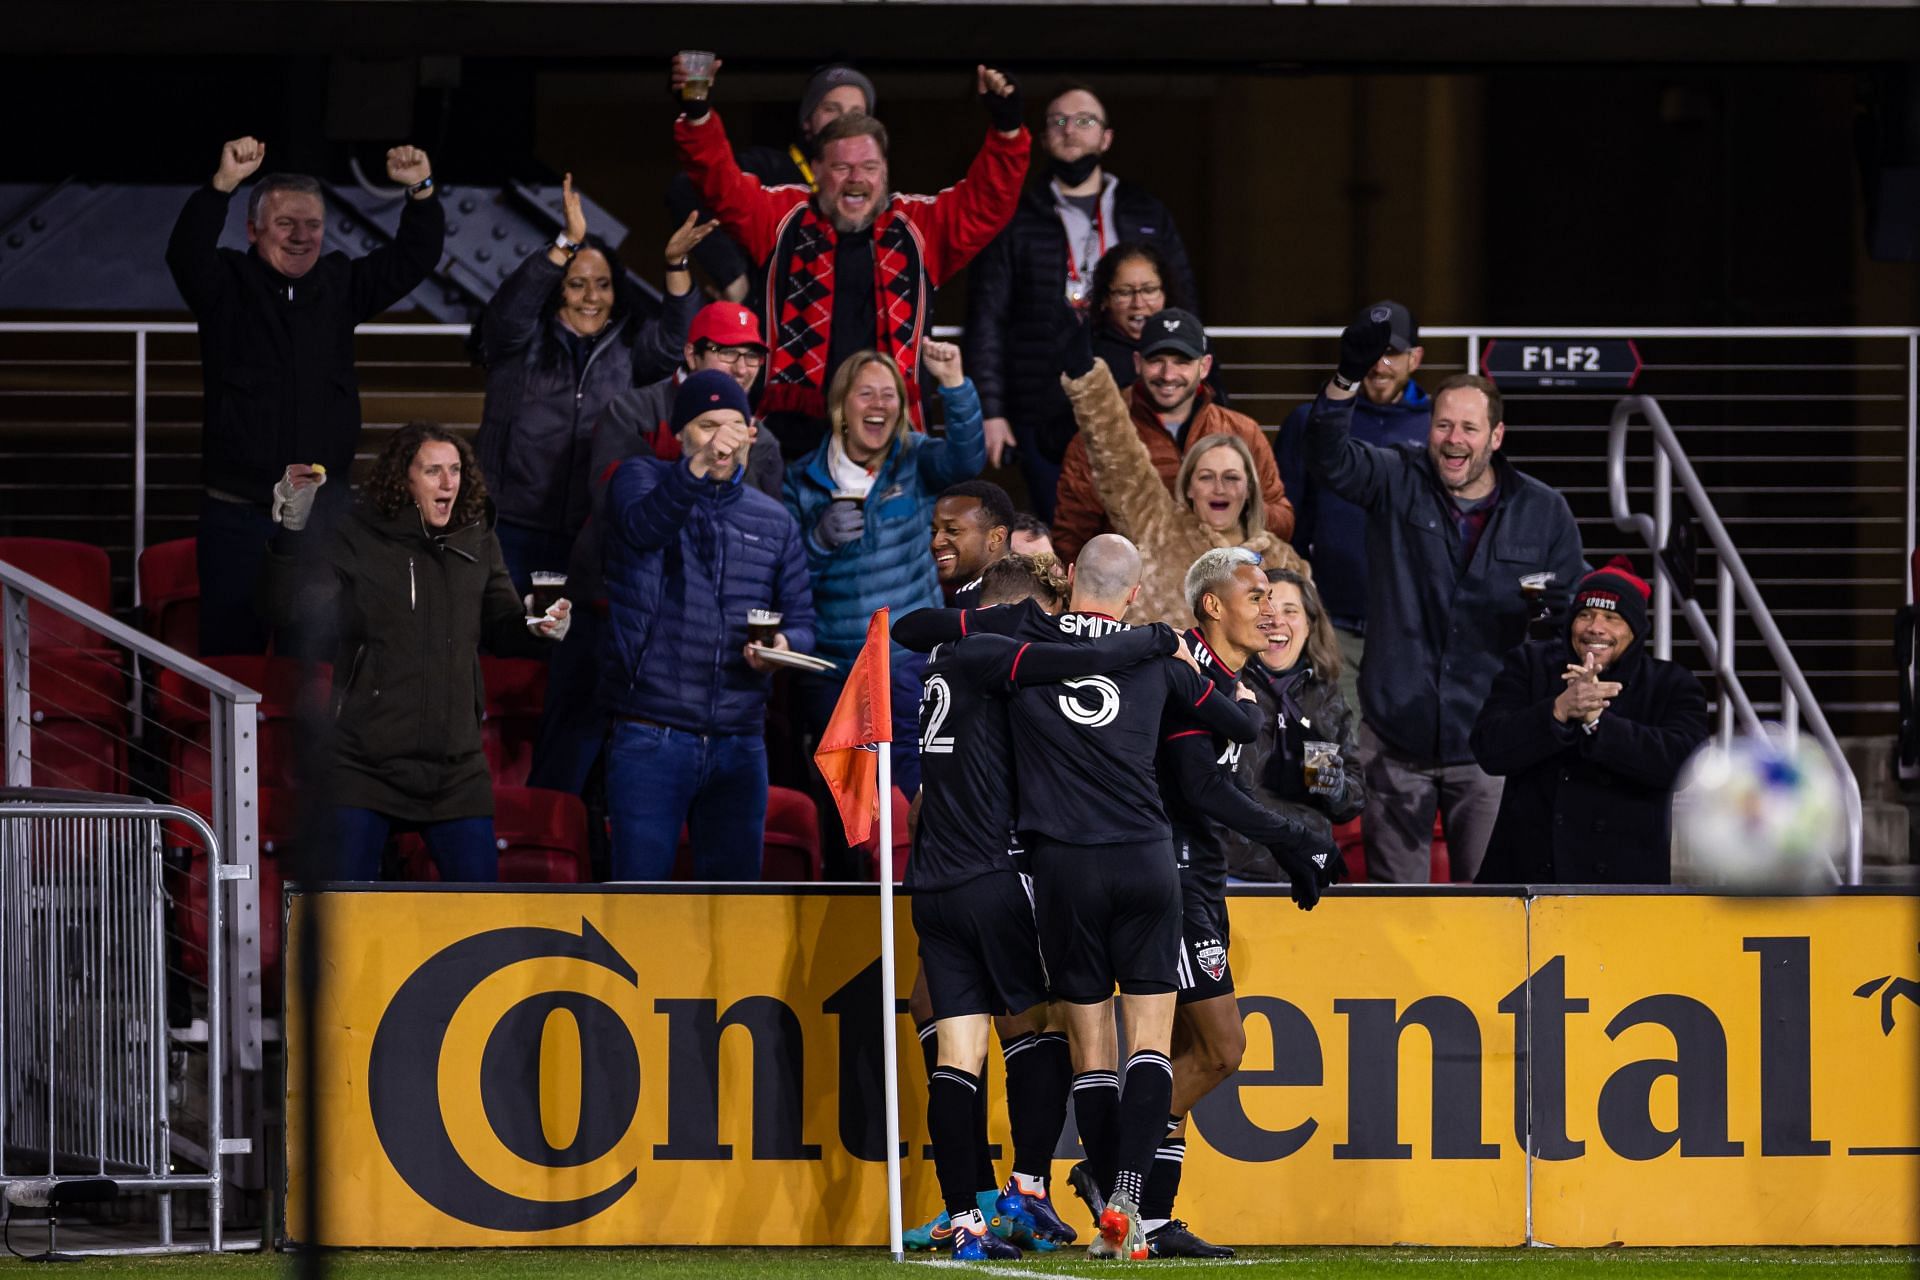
left=919, top=338, right=965, bottom=389
left=1337, top=306, right=1396, bottom=386
left=213, top=137, right=266, bottom=194
left=386, top=146, right=432, bottom=189
left=976, top=66, right=1024, bottom=134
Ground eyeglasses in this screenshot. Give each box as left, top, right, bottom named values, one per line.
left=1108, top=284, right=1164, bottom=303
left=1045, top=112, right=1106, bottom=133
left=700, top=343, right=765, bottom=368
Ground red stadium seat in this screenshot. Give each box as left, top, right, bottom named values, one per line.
left=857, top=787, right=912, bottom=883
left=762, top=785, right=821, bottom=881
left=493, top=786, right=591, bottom=883
left=137, top=538, right=200, bottom=657
left=1430, top=814, right=1453, bottom=883
left=0, top=537, right=115, bottom=650
left=153, top=657, right=331, bottom=800
left=169, top=786, right=290, bottom=1010
left=480, top=657, right=547, bottom=789
left=1330, top=814, right=1453, bottom=884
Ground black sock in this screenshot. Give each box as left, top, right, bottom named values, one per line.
left=1070, top=1070, right=1120, bottom=1193
left=928, top=1067, right=985, bottom=1219
left=1110, top=1050, right=1173, bottom=1206
left=1140, top=1115, right=1184, bottom=1220
left=973, top=1057, right=996, bottom=1195
left=1005, top=1031, right=1071, bottom=1187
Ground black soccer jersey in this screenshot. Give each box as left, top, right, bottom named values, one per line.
left=910, top=626, right=1179, bottom=891
left=1161, top=627, right=1319, bottom=902
left=892, top=597, right=1061, bottom=652
left=1008, top=613, right=1259, bottom=846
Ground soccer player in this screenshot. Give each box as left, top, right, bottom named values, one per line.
left=931, top=480, right=1016, bottom=607
left=908, top=554, right=1184, bottom=1260
left=1127, top=547, right=1342, bottom=1258
left=1004, top=534, right=1259, bottom=1259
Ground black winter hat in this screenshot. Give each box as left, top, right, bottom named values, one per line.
left=1570, top=557, right=1652, bottom=641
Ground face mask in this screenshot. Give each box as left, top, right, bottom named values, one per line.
left=1050, top=152, right=1101, bottom=187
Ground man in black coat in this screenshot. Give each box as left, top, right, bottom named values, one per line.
left=1471, top=563, right=1711, bottom=885
left=963, top=85, right=1197, bottom=520
left=167, top=135, right=446, bottom=654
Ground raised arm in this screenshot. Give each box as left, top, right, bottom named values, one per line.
left=605, top=457, right=698, bottom=553
left=1061, top=358, right=1171, bottom=545
left=673, top=100, right=797, bottom=267
left=628, top=211, right=720, bottom=385
left=914, top=342, right=988, bottom=488
left=1305, top=312, right=1404, bottom=509
left=915, top=67, right=1031, bottom=284
left=346, top=146, right=447, bottom=321
left=166, top=137, right=265, bottom=315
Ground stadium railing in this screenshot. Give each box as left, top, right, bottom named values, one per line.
left=0, top=793, right=247, bottom=1253
left=0, top=320, right=1912, bottom=729
left=0, top=558, right=265, bottom=1237
left=1608, top=393, right=1866, bottom=885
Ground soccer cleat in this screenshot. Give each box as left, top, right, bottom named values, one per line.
left=1067, top=1159, right=1107, bottom=1221
left=1003, top=1179, right=1077, bottom=1245
left=1146, top=1219, right=1235, bottom=1259
left=977, top=1222, right=1024, bottom=1259
left=904, top=1209, right=952, bottom=1252
left=1085, top=1233, right=1122, bottom=1261
left=980, top=1190, right=1047, bottom=1250
left=951, top=1221, right=993, bottom=1262
left=1098, top=1192, right=1148, bottom=1261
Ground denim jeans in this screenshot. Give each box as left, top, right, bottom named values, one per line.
left=604, top=721, right=767, bottom=881
left=334, top=807, right=499, bottom=882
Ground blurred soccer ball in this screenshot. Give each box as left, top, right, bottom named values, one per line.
left=1674, top=729, right=1844, bottom=891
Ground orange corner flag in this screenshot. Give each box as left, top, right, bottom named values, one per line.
left=812, top=608, right=894, bottom=847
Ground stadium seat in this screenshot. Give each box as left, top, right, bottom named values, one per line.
left=1331, top=814, right=1452, bottom=884
left=137, top=538, right=200, bottom=656
left=169, top=786, right=290, bottom=1010
left=762, top=785, right=822, bottom=881
left=0, top=536, right=115, bottom=650
left=493, top=785, right=591, bottom=883
left=857, top=786, right=912, bottom=883
left=480, top=657, right=547, bottom=789
left=153, top=657, right=331, bottom=800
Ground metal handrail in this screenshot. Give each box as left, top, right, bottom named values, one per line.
left=1607, top=394, right=1865, bottom=884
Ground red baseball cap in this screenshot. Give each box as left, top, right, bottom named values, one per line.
left=688, top=303, right=766, bottom=351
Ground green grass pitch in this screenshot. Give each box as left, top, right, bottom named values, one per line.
left=16, top=1248, right=1917, bottom=1279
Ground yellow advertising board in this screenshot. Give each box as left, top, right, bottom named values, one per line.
left=284, top=887, right=1918, bottom=1247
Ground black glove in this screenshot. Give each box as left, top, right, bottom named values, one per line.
left=1272, top=832, right=1342, bottom=912
left=1061, top=313, right=1096, bottom=380
left=1336, top=306, right=1396, bottom=385
left=981, top=82, right=1025, bottom=134
left=813, top=499, right=865, bottom=551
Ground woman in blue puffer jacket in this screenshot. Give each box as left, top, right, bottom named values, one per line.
left=784, top=338, right=986, bottom=822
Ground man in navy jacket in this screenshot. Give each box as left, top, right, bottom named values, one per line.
left=599, top=371, right=816, bottom=880
left=1304, top=310, right=1585, bottom=882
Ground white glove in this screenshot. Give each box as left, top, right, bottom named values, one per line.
left=271, top=464, right=327, bottom=530
left=527, top=597, right=572, bottom=642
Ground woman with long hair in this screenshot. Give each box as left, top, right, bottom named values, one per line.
left=1222, top=567, right=1367, bottom=885
left=264, top=423, right=569, bottom=880
left=782, top=340, right=985, bottom=872
left=1085, top=240, right=1182, bottom=392
left=470, top=173, right=718, bottom=592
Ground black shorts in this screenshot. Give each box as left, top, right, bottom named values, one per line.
left=912, top=871, right=1050, bottom=1020
left=1174, top=889, right=1233, bottom=1005
left=1028, top=836, right=1180, bottom=1003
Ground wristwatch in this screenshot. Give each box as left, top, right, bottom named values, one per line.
left=1331, top=371, right=1359, bottom=392
left=554, top=232, right=582, bottom=259
left=406, top=176, right=434, bottom=198
left=666, top=257, right=690, bottom=271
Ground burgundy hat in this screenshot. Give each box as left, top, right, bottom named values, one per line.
left=688, top=302, right=766, bottom=351
left=1571, top=557, right=1651, bottom=639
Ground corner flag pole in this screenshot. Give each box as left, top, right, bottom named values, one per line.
left=877, top=732, right=905, bottom=1261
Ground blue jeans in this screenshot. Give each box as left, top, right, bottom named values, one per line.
left=605, top=721, right=767, bottom=881
left=334, top=807, right=499, bottom=882
left=196, top=496, right=275, bottom=656
left=528, top=608, right=608, bottom=795
left=494, top=521, right=575, bottom=602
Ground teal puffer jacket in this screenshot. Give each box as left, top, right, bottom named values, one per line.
left=783, top=380, right=987, bottom=665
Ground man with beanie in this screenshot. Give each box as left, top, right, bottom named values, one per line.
left=963, top=84, right=1198, bottom=519
left=1304, top=308, right=1585, bottom=883
left=1275, top=300, right=1432, bottom=712
left=1471, top=561, right=1710, bottom=884
left=598, top=370, right=817, bottom=880
left=672, top=54, right=1030, bottom=460
left=528, top=301, right=782, bottom=798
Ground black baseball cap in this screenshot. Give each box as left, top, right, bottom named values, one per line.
left=1138, top=308, right=1208, bottom=359
left=1358, top=300, right=1419, bottom=352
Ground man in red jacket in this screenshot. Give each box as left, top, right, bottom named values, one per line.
left=673, top=56, right=1030, bottom=458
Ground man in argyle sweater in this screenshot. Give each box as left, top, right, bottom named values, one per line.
left=674, top=57, right=1030, bottom=459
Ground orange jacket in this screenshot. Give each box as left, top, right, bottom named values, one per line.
left=1051, top=375, right=1293, bottom=564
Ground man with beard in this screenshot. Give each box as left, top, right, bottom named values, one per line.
left=1275, top=300, right=1432, bottom=710
left=1471, top=561, right=1709, bottom=884
left=674, top=57, right=1029, bottom=460
left=1051, top=310, right=1292, bottom=563
left=932, top=480, right=1016, bottom=606
left=1304, top=310, right=1585, bottom=883
left=963, top=85, right=1197, bottom=518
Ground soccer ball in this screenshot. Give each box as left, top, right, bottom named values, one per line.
left=1673, top=728, right=1845, bottom=891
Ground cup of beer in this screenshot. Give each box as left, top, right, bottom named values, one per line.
left=678, top=51, right=717, bottom=101
left=529, top=571, right=568, bottom=619
left=747, top=608, right=783, bottom=646
left=1303, top=740, right=1340, bottom=794
left=829, top=489, right=867, bottom=509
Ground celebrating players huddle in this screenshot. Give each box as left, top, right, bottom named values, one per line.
left=891, top=534, right=1345, bottom=1261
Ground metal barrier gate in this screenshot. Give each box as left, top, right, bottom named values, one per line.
left=0, top=795, right=245, bottom=1254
